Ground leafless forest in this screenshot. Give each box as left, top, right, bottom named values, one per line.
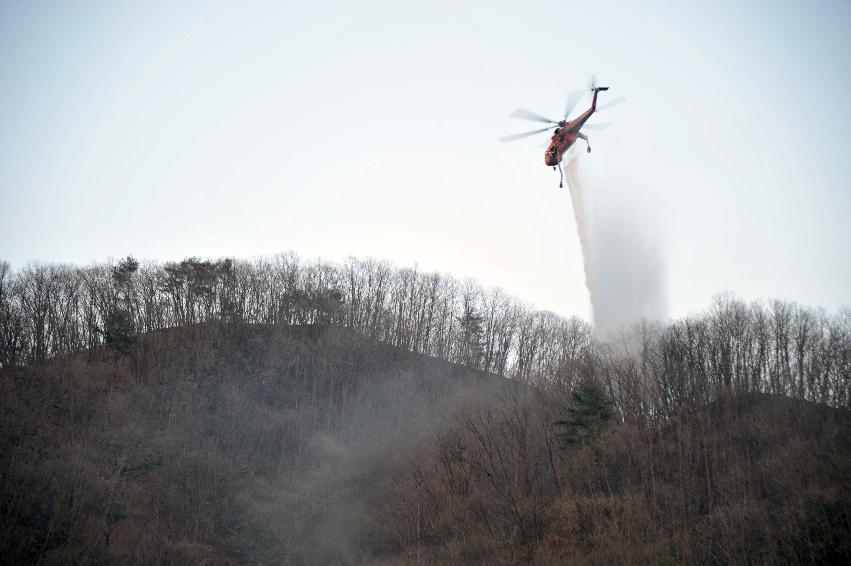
left=1, top=254, right=848, bottom=408
left=0, top=255, right=849, bottom=564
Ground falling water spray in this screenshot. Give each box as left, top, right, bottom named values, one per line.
left=564, top=155, right=593, bottom=304
left=563, top=152, right=668, bottom=336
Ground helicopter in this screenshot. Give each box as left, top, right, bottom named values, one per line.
left=499, top=77, right=624, bottom=188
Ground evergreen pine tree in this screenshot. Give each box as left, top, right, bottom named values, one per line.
left=556, top=380, right=615, bottom=447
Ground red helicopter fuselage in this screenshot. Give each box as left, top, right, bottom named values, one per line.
left=544, top=88, right=605, bottom=167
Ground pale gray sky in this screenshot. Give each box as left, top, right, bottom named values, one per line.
left=1, top=0, right=849, bottom=322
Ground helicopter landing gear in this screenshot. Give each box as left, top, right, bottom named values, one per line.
left=578, top=132, right=591, bottom=153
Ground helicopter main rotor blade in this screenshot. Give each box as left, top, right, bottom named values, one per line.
left=509, top=108, right=557, bottom=124
left=582, top=122, right=612, bottom=131
left=498, top=126, right=554, bottom=143
left=596, top=95, right=626, bottom=112
left=563, top=90, right=585, bottom=120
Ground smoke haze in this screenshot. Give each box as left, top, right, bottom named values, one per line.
left=565, top=152, right=667, bottom=336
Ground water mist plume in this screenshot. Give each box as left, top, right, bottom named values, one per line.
left=565, top=156, right=593, bottom=303
left=564, top=152, right=667, bottom=336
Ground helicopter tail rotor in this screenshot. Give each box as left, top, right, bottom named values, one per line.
left=587, top=74, right=609, bottom=92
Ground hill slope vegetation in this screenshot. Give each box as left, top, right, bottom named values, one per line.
left=1, top=322, right=849, bottom=565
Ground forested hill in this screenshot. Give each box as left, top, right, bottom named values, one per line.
left=0, top=255, right=849, bottom=564
left=1, top=321, right=849, bottom=564
left=0, top=322, right=507, bottom=563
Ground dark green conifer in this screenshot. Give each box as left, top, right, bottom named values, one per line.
left=556, top=380, right=615, bottom=447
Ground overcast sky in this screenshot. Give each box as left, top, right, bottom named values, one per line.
left=1, top=0, right=849, bottom=322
